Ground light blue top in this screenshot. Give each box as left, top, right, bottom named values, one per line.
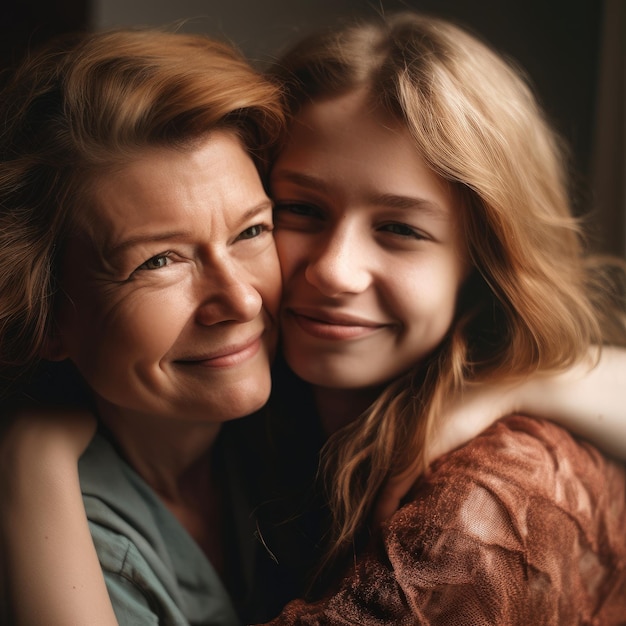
left=78, top=433, right=240, bottom=626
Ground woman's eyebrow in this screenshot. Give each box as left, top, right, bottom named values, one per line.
left=238, top=200, right=274, bottom=221
left=104, top=231, right=189, bottom=258
left=103, top=200, right=273, bottom=257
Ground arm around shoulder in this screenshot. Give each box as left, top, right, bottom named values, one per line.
left=0, top=405, right=118, bottom=625
left=265, top=416, right=626, bottom=625
left=513, top=345, right=626, bottom=460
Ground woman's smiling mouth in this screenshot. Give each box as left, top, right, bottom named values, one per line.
left=176, top=333, right=264, bottom=368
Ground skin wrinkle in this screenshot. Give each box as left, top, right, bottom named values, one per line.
left=2, top=18, right=626, bottom=624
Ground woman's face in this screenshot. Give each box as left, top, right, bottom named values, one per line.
left=271, top=90, right=469, bottom=391
left=53, top=131, right=281, bottom=425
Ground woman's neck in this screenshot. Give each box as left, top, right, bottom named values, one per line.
left=94, top=399, right=225, bottom=567
left=312, top=385, right=382, bottom=437
left=96, top=406, right=221, bottom=498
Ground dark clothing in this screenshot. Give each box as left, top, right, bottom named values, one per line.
left=226, top=360, right=332, bottom=622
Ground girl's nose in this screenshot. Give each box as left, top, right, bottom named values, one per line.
left=304, top=226, right=372, bottom=297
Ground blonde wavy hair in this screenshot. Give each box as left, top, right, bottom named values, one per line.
left=0, top=29, right=284, bottom=397
left=272, top=12, right=626, bottom=561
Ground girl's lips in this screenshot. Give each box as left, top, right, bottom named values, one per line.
left=287, top=310, right=386, bottom=340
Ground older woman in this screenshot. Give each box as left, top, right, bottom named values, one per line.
left=0, top=29, right=283, bottom=624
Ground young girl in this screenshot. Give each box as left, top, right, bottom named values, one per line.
left=3, top=13, right=626, bottom=625
left=260, top=11, right=626, bottom=623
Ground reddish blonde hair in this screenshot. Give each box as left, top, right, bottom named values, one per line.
left=0, top=29, right=285, bottom=396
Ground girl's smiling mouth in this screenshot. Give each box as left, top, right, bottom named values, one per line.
left=285, top=308, right=388, bottom=340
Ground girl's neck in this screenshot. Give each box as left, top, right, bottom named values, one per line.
left=312, top=385, right=382, bottom=437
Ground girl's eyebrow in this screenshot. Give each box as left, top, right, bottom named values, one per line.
left=367, top=193, right=448, bottom=219
left=272, top=169, right=447, bottom=218
left=271, top=170, right=321, bottom=190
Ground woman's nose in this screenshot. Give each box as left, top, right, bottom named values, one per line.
left=195, top=260, right=262, bottom=326
left=304, top=226, right=372, bottom=297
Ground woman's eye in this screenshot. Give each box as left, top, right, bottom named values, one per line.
left=237, top=223, right=270, bottom=240
left=380, top=223, right=426, bottom=239
left=137, top=253, right=171, bottom=271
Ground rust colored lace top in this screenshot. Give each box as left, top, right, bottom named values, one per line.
left=264, top=416, right=626, bottom=625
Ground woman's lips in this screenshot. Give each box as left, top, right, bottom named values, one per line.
left=176, top=334, right=263, bottom=368
left=287, top=309, right=386, bottom=340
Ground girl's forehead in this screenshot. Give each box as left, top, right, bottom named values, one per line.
left=278, top=93, right=442, bottom=190
left=294, top=88, right=399, bottom=130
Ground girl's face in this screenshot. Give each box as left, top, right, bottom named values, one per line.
left=52, top=131, right=281, bottom=426
left=271, top=90, right=469, bottom=392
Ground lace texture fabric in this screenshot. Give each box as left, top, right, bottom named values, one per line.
left=265, top=416, right=626, bottom=625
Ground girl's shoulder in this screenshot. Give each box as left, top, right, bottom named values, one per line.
left=396, top=414, right=625, bottom=532
left=371, top=415, right=626, bottom=623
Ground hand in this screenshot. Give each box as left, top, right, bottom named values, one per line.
left=375, top=345, right=626, bottom=523
left=373, top=381, right=519, bottom=525
left=0, top=404, right=111, bottom=626
left=0, top=403, right=97, bottom=500
left=1, top=402, right=96, bottom=454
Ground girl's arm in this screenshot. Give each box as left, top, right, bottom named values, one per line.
left=434, top=345, right=626, bottom=462
left=507, top=346, right=626, bottom=459
left=0, top=407, right=119, bottom=626
left=375, top=345, right=626, bottom=523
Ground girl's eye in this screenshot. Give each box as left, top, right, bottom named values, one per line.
left=136, top=253, right=171, bottom=271
left=237, top=223, right=271, bottom=241
left=275, top=203, right=319, bottom=216
left=380, top=223, right=426, bottom=239
left=273, top=203, right=323, bottom=224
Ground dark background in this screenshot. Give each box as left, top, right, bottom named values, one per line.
left=2, top=0, right=623, bottom=255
